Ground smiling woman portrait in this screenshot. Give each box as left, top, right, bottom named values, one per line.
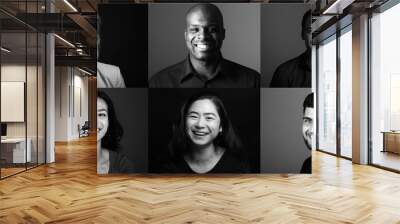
left=97, top=91, right=135, bottom=174
left=159, top=92, right=250, bottom=173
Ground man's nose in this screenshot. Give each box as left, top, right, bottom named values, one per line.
left=197, top=28, right=210, bottom=39
left=307, top=123, right=314, bottom=135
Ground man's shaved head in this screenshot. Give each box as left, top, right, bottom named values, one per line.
left=184, top=3, right=225, bottom=62
left=186, top=3, right=224, bottom=29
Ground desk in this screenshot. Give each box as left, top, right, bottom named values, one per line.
left=1, top=138, right=31, bottom=163
left=382, top=131, right=400, bottom=154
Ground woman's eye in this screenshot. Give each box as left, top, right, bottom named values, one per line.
left=98, top=112, right=107, bottom=117
left=205, top=117, right=214, bottom=121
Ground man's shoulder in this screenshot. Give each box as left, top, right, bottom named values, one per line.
left=275, top=53, right=305, bottom=72
left=155, top=60, right=186, bottom=76
left=149, top=59, right=186, bottom=87
left=223, top=59, right=260, bottom=77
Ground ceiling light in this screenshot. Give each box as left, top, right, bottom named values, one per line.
left=54, top=34, right=75, bottom=48
left=63, top=0, right=78, bottom=12
left=1, top=47, right=11, bottom=53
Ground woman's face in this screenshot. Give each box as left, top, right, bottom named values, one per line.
left=97, top=97, right=109, bottom=143
left=186, top=99, right=222, bottom=147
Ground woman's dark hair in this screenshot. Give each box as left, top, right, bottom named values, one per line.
left=98, top=91, right=123, bottom=151
left=168, top=92, right=243, bottom=159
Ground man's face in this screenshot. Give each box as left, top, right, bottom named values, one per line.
left=302, top=14, right=312, bottom=50
left=185, top=9, right=225, bottom=62
left=302, top=107, right=314, bottom=150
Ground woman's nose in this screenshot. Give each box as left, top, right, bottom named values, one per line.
left=195, top=117, right=206, bottom=128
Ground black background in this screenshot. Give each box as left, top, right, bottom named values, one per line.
left=100, top=88, right=148, bottom=172
left=98, top=4, right=148, bottom=87
left=149, top=88, right=260, bottom=173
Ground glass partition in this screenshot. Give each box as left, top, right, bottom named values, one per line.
left=370, top=2, right=400, bottom=171
left=317, top=35, right=337, bottom=155
left=339, top=27, right=352, bottom=158
left=1, top=31, right=28, bottom=178
left=27, top=30, right=38, bottom=169
left=0, top=1, right=46, bottom=179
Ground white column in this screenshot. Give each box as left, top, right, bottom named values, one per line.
left=46, top=1, right=56, bottom=163
left=352, top=14, right=369, bottom=164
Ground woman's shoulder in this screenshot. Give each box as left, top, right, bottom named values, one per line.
left=109, top=150, right=135, bottom=173
left=212, top=148, right=250, bottom=173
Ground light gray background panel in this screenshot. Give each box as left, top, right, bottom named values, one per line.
left=261, top=88, right=311, bottom=173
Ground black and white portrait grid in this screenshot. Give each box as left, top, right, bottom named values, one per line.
left=96, top=2, right=313, bottom=174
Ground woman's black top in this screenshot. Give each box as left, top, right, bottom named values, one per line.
left=108, top=150, right=136, bottom=173
left=160, top=150, right=249, bottom=174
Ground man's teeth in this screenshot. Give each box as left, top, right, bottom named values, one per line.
left=196, top=44, right=208, bottom=50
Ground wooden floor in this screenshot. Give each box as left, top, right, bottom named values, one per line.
left=372, top=150, right=400, bottom=171
left=1, top=135, right=400, bottom=223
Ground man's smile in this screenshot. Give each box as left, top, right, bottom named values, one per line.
left=193, top=42, right=213, bottom=51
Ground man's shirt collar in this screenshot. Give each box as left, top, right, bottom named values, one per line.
left=179, top=56, right=224, bottom=84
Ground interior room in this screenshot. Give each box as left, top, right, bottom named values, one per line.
left=0, top=0, right=399, bottom=222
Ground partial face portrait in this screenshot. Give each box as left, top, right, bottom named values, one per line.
left=98, top=4, right=148, bottom=87
left=261, top=4, right=312, bottom=87
left=302, top=92, right=314, bottom=151
left=185, top=4, right=225, bottom=62
left=149, top=89, right=260, bottom=173
left=186, top=99, right=222, bottom=147
left=301, top=10, right=312, bottom=50
left=302, top=107, right=314, bottom=150
left=97, top=90, right=148, bottom=174
left=261, top=89, right=312, bottom=173
left=97, top=97, right=109, bottom=142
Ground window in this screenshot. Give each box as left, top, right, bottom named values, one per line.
left=370, top=2, right=400, bottom=171
left=318, top=35, right=337, bottom=155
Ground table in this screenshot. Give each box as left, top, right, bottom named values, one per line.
left=1, top=138, right=32, bottom=163
left=381, top=131, right=400, bottom=154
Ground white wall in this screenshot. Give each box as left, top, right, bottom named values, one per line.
left=55, top=67, right=89, bottom=141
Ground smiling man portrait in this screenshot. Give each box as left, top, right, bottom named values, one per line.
left=149, top=3, right=260, bottom=88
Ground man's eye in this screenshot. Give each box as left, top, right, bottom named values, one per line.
left=209, top=27, right=218, bottom=33
left=205, top=116, right=215, bottom=121
left=189, top=28, right=199, bottom=33
left=187, top=115, right=198, bottom=119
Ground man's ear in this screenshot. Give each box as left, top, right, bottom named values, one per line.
left=184, top=31, right=187, bottom=41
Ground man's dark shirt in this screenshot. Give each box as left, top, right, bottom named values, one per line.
left=149, top=56, right=260, bottom=88
left=300, top=156, right=311, bottom=174
left=270, top=50, right=311, bottom=87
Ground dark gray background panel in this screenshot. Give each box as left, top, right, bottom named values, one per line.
left=261, top=3, right=310, bottom=87
left=100, top=88, right=148, bottom=172
left=261, top=88, right=311, bottom=173
left=148, top=3, right=260, bottom=79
